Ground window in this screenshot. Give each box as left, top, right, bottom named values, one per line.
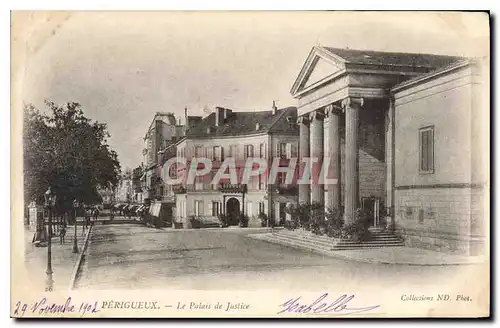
left=168, top=164, right=177, bottom=179
left=258, top=174, right=265, bottom=190
left=246, top=202, right=253, bottom=216
left=229, top=145, right=237, bottom=159
left=179, top=200, right=186, bottom=218
left=286, top=143, right=292, bottom=159
left=212, top=201, right=220, bottom=216
left=419, top=126, right=434, bottom=173
left=245, top=145, right=254, bottom=158
left=279, top=143, right=287, bottom=159
left=195, top=176, right=203, bottom=190
left=195, top=146, right=203, bottom=157
left=213, top=146, right=223, bottom=161
left=259, top=143, right=266, bottom=158
left=259, top=202, right=265, bottom=215
left=405, top=206, right=413, bottom=220
left=418, top=209, right=424, bottom=224
left=194, top=200, right=203, bottom=216
left=277, top=172, right=287, bottom=185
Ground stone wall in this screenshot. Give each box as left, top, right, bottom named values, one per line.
left=395, top=187, right=485, bottom=255
left=392, top=62, right=486, bottom=255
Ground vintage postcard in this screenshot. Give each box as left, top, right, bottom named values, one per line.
left=11, top=11, right=490, bottom=318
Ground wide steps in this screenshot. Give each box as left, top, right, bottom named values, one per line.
left=272, top=234, right=334, bottom=250
left=270, top=229, right=405, bottom=251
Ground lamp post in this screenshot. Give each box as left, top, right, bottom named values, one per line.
left=44, top=187, right=56, bottom=292
left=72, top=199, right=79, bottom=253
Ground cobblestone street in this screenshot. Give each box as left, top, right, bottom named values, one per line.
left=74, top=223, right=478, bottom=291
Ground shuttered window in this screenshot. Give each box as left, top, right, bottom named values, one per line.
left=194, top=200, right=203, bottom=216
left=259, top=143, right=266, bottom=158
left=419, top=126, right=434, bottom=173
left=213, top=146, right=222, bottom=161
left=211, top=201, right=220, bottom=216
left=245, top=145, right=254, bottom=158
left=195, top=146, right=203, bottom=157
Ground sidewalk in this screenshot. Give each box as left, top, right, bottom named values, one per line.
left=330, top=246, right=487, bottom=266
left=249, top=233, right=487, bottom=266
left=23, top=221, right=90, bottom=292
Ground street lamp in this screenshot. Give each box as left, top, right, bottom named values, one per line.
left=44, top=187, right=57, bottom=292
left=72, top=199, right=79, bottom=253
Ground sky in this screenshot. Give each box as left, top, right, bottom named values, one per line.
left=17, top=11, right=489, bottom=170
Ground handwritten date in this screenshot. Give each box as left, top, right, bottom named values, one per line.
left=13, top=297, right=99, bottom=317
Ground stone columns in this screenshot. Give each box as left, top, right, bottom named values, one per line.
left=309, top=110, right=325, bottom=205
left=324, top=105, right=341, bottom=211
left=297, top=116, right=311, bottom=205
left=342, top=97, right=363, bottom=225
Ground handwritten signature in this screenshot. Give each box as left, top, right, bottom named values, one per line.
left=278, top=293, right=380, bottom=316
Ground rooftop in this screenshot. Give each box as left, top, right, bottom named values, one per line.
left=185, top=106, right=298, bottom=139
left=322, top=47, right=463, bottom=69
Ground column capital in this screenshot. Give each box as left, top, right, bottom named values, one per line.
left=297, top=115, right=310, bottom=125
left=309, top=109, right=325, bottom=122
left=341, top=97, right=364, bottom=111
left=324, top=104, right=343, bottom=117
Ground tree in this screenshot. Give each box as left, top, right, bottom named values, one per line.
left=23, top=101, right=121, bottom=212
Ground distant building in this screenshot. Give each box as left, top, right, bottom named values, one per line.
left=173, top=104, right=299, bottom=228
left=141, top=110, right=201, bottom=203
left=116, top=171, right=133, bottom=203
left=131, top=165, right=144, bottom=203
left=98, top=187, right=115, bottom=209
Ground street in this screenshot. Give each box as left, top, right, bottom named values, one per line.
left=74, top=223, right=471, bottom=291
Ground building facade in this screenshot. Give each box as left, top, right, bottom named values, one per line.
left=98, top=187, right=116, bottom=209
left=291, top=46, right=487, bottom=255
left=173, top=105, right=299, bottom=228
left=391, top=59, right=487, bottom=255
left=141, top=110, right=202, bottom=202
left=115, top=172, right=133, bottom=203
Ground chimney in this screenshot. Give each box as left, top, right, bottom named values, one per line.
left=184, top=107, right=188, bottom=126
left=215, top=107, right=225, bottom=127
left=272, top=100, right=277, bottom=115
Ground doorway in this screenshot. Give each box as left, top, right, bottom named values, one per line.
left=226, top=198, right=240, bottom=226
left=361, top=197, right=380, bottom=227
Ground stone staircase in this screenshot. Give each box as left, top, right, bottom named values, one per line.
left=266, top=227, right=405, bottom=251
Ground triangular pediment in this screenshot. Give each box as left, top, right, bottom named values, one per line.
left=303, top=57, right=341, bottom=88
left=290, top=46, right=347, bottom=97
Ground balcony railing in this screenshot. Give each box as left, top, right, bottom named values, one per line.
left=218, top=183, right=247, bottom=194
left=276, top=184, right=298, bottom=195
left=173, top=185, right=186, bottom=194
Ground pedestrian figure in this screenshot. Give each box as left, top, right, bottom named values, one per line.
left=85, top=208, right=91, bottom=228
left=82, top=207, right=89, bottom=235
left=59, top=223, right=66, bottom=244
left=92, top=207, right=99, bottom=225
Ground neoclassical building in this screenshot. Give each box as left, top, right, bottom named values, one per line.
left=291, top=46, right=487, bottom=254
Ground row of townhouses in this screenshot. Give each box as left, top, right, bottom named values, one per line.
left=128, top=45, right=487, bottom=256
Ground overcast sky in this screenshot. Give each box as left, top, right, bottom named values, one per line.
left=19, top=11, right=489, bottom=170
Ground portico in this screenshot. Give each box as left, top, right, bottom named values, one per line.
left=296, top=96, right=383, bottom=225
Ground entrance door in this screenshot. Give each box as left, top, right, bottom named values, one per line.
left=279, top=203, right=287, bottom=225
left=361, top=197, right=379, bottom=227
left=226, top=198, right=240, bottom=226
